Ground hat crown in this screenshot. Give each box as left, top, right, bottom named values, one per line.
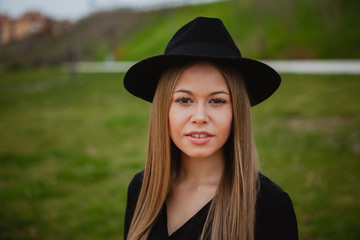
left=165, top=17, right=242, bottom=57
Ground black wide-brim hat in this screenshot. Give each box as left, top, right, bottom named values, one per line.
left=124, top=17, right=280, bottom=106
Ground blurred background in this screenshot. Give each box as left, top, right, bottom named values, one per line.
left=0, top=0, right=359, bottom=239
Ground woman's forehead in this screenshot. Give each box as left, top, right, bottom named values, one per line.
left=174, top=62, right=229, bottom=92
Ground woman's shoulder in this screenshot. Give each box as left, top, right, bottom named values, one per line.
left=256, top=173, right=298, bottom=240
left=125, top=171, right=144, bottom=221
left=258, top=173, right=288, bottom=194
left=127, top=170, right=144, bottom=199
left=129, top=170, right=144, bottom=186
left=124, top=171, right=145, bottom=239
left=257, top=173, right=295, bottom=220
left=125, top=170, right=144, bottom=211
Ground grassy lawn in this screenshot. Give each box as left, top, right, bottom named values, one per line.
left=0, top=68, right=359, bottom=239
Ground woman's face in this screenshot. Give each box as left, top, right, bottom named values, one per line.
left=169, top=62, right=233, bottom=160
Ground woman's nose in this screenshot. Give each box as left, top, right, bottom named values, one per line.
left=191, top=103, right=209, bottom=124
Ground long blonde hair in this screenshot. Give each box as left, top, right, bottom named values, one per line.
left=126, top=61, right=259, bottom=240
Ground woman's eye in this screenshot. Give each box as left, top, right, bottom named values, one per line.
left=175, top=97, right=193, bottom=104
left=210, top=98, right=227, bottom=104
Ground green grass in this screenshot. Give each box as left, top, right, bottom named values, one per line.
left=0, top=68, right=149, bottom=239
left=252, top=74, right=360, bottom=239
left=0, top=68, right=359, bottom=239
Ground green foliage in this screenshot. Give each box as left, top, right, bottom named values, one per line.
left=0, top=68, right=359, bottom=239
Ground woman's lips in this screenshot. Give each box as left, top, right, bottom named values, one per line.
left=185, top=131, right=213, bottom=144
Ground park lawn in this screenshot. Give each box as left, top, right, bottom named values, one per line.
left=0, top=68, right=359, bottom=239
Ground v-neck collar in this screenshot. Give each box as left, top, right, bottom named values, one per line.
left=164, top=200, right=212, bottom=239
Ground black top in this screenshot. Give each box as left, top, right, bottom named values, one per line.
left=124, top=171, right=298, bottom=240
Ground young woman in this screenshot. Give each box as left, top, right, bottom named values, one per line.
left=123, top=17, right=298, bottom=240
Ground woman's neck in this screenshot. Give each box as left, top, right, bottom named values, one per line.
left=177, top=149, right=224, bottom=186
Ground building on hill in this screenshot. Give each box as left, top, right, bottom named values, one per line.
left=0, top=11, right=70, bottom=45
left=0, top=15, right=11, bottom=45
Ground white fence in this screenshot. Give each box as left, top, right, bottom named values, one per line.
left=64, top=60, right=360, bottom=74
left=262, top=60, right=360, bottom=74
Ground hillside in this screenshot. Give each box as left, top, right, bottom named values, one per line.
left=0, top=0, right=359, bottom=69
left=121, top=0, right=360, bottom=60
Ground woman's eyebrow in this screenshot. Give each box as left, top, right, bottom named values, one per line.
left=174, top=89, right=192, bottom=94
left=210, top=90, right=229, bottom=96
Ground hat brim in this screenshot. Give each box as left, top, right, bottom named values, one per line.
left=123, top=55, right=280, bottom=106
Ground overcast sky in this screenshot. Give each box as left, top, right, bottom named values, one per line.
left=0, top=0, right=221, bottom=21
